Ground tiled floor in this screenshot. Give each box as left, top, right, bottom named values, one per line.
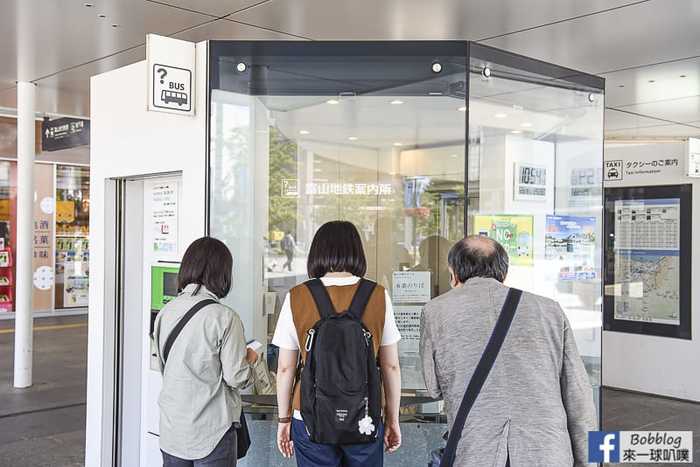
left=1, top=315, right=699, bottom=466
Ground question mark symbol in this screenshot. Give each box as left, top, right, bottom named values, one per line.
left=157, top=68, right=167, bottom=85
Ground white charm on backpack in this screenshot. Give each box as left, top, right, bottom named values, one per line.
left=358, top=415, right=375, bottom=435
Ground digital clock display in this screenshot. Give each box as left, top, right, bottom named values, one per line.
left=519, top=166, right=546, bottom=186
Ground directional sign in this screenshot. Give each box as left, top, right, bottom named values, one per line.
left=152, top=64, right=192, bottom=112
left=41, top=117, right=90, bottom=151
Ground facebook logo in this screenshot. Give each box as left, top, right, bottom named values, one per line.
left=589, top=431, right=620, bottom=463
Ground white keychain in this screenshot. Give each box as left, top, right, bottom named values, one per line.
left=358, top=397, right=375, bottom=435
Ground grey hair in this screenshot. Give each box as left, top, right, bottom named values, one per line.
left=447, top=235, right=509, bottom=283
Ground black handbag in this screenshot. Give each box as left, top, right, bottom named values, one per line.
left=161, top=298, right=252, bottom=460
left=429, top=288, right=522, bottom=467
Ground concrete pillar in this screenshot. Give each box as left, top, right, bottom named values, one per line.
left=14, top=81, right=35, bottom=388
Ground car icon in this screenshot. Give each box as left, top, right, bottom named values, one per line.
left=607, top=167, right=620, bottom=179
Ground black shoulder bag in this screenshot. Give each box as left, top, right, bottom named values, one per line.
left=430, top=288, right=523, bottom=467
left=161, top=298, right=251, bottom=460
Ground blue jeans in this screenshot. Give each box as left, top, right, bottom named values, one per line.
left=291, top=418, right=384, bottom=467
left=162, top=425, right=237, bottom=467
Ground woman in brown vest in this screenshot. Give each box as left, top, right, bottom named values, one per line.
left=273, top=221, right=402, bottom=467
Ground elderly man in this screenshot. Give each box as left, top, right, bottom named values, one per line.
left=420, top=235, right=596, bottom=467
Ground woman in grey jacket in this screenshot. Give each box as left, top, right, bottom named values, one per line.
left=153, top=237, right=258, bottom=466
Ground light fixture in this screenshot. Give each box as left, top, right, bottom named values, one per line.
left=511, top=130, right=522, bottom=134
left=97, top=13, right=106, bottom=18
left=618, top=84, right=625, bottom=88
left=326, top=99, right=340, bottom=105
left=450, top=154, right=458, bottom=158
left=235, top=62, right=247, bottom=73
left=111, top=23, right=119, bottom=28
left=521, top=122, right=532, bottom=128
left=393, top=142, right=403, bottom=147
left=481, top=67, right=491, bottom=78
left=648, top=79, right=655, bottom=83
left=587, top=93, right=596, bottom=103
left=348, top=136, right=358, bottom=141
left=494, top=113, right=508, bottom=119
left=431, top=62, right=442, bottom=73
left=84, top=2, right=93, bottom=7
left=680, top=74, right=687, bottom=78
left=299, top=130, right=310, bottom=135
left=457, top=106, right=467, bottom=112
left=390, top=99, right=404, bottom=105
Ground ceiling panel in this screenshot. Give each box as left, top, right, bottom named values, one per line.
left=604, top=108, right=672, bottom=131
left=173, top=18, right=302, bottom=42
left=603, top=57, right=700, bottom=108
left=482, top=0, right=700, bottom=74
left=150, top=0, right=271, bottom=18
left=0, top=0, right=209, bottom=84
left=606, top=121, right=700, bottom=139
left=613, top=95, right=700, bottom=125
left=231, top=0, right=636, bottom=40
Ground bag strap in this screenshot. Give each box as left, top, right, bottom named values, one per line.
left=347, top=278, right=377, bottom=321
left=306, top=278, right=336, bottom=319
left=162, top=298, right=217, bottom=366
left=439, top=288, right=523, bottom=467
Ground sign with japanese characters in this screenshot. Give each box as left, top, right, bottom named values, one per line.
left=42, top=117, right=90, bottom=151
left=148, top=181, right=179, bottom=257
left=392, top=271, right=431, bottom=303
left=605, top=153, right=683, bottom=184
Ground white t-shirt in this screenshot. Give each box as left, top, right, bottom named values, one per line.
left=272, top=275, right=402, bottom=351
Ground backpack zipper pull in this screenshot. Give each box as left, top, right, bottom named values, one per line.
left=305, top=328, right=316, bottom=352
left=363, top=330, right=371, bottom=346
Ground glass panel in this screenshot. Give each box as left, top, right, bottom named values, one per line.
left=210, top=45, right=466, bottom=396
left=468, top=44, right=604, bottom=413
left=55, top=165, right=90, bottom=308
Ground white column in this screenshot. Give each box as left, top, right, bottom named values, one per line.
left=14, top=81, right=35, bottom=388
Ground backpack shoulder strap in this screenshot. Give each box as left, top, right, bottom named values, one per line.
left=162, top=298, right=217, bottom=366
left=305, top=278, right=336, bottom=319
left=347, top=278, right=377, bottom=321
left=439, top=287, right=522, bottom=467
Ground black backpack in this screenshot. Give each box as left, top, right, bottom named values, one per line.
left=299, top=278, right=382, bottom=445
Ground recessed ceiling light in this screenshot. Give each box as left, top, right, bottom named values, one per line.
left=390, top=99, right=404, bottom=105
left=84, top=2, right=93, bottom=7
left=235, top=62, right=247, bottom=73
left=431, top=62, right=442, bottom=73
left=495, top=113, right=508, bottom=119
left=587, top=93, right=596, bottom=103
left=450, top=154, right=458, bottom=158
left=457, top=106, right=467, bottom=112
left=97, top=13, right=106, bottom=18
left=111, top=23, right=119, bottom=28
left=481, top=67, right=491, bottom=78
left=521, top=122, right=533, bottom=128
left=648, top=79, right=655, bottom=83
left=393, top=142, right=403, bottom=147
left=618, top=84, right=625, bottom=88
left=680, top=74, right=687, bottom=78
left=326, top=99, right=340, bottom=105
left=348, top=136, right=358, bottom=141
left=299, top=130, right=310, bottom=135
left=511, top=130, right=522, bottom=134
left=428, top=92, right=443, bottom=96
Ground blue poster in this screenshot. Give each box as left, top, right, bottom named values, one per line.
left=545, top=215, right=597, bottom=281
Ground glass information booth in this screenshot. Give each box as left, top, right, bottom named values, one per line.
left=207, top=42, right=604, bottom=465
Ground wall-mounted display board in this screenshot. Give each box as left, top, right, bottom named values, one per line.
left=603, top=184, right=692, bottom=339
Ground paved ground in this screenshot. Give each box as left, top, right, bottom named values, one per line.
left=0, top=315, right=87, bottom=467
left=1, top=315, right=699, bottom=466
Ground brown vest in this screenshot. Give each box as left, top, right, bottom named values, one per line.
left=287, top=279, right=386, bottom=414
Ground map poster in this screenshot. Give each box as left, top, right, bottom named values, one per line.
left=473, top=215, right=534, bottom=266
left=545, top=215, right=597, bottom=281
left=603, top=185, right=692, bottom=340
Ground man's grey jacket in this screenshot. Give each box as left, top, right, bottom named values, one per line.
left=420, top=277, right=597, bottom=467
